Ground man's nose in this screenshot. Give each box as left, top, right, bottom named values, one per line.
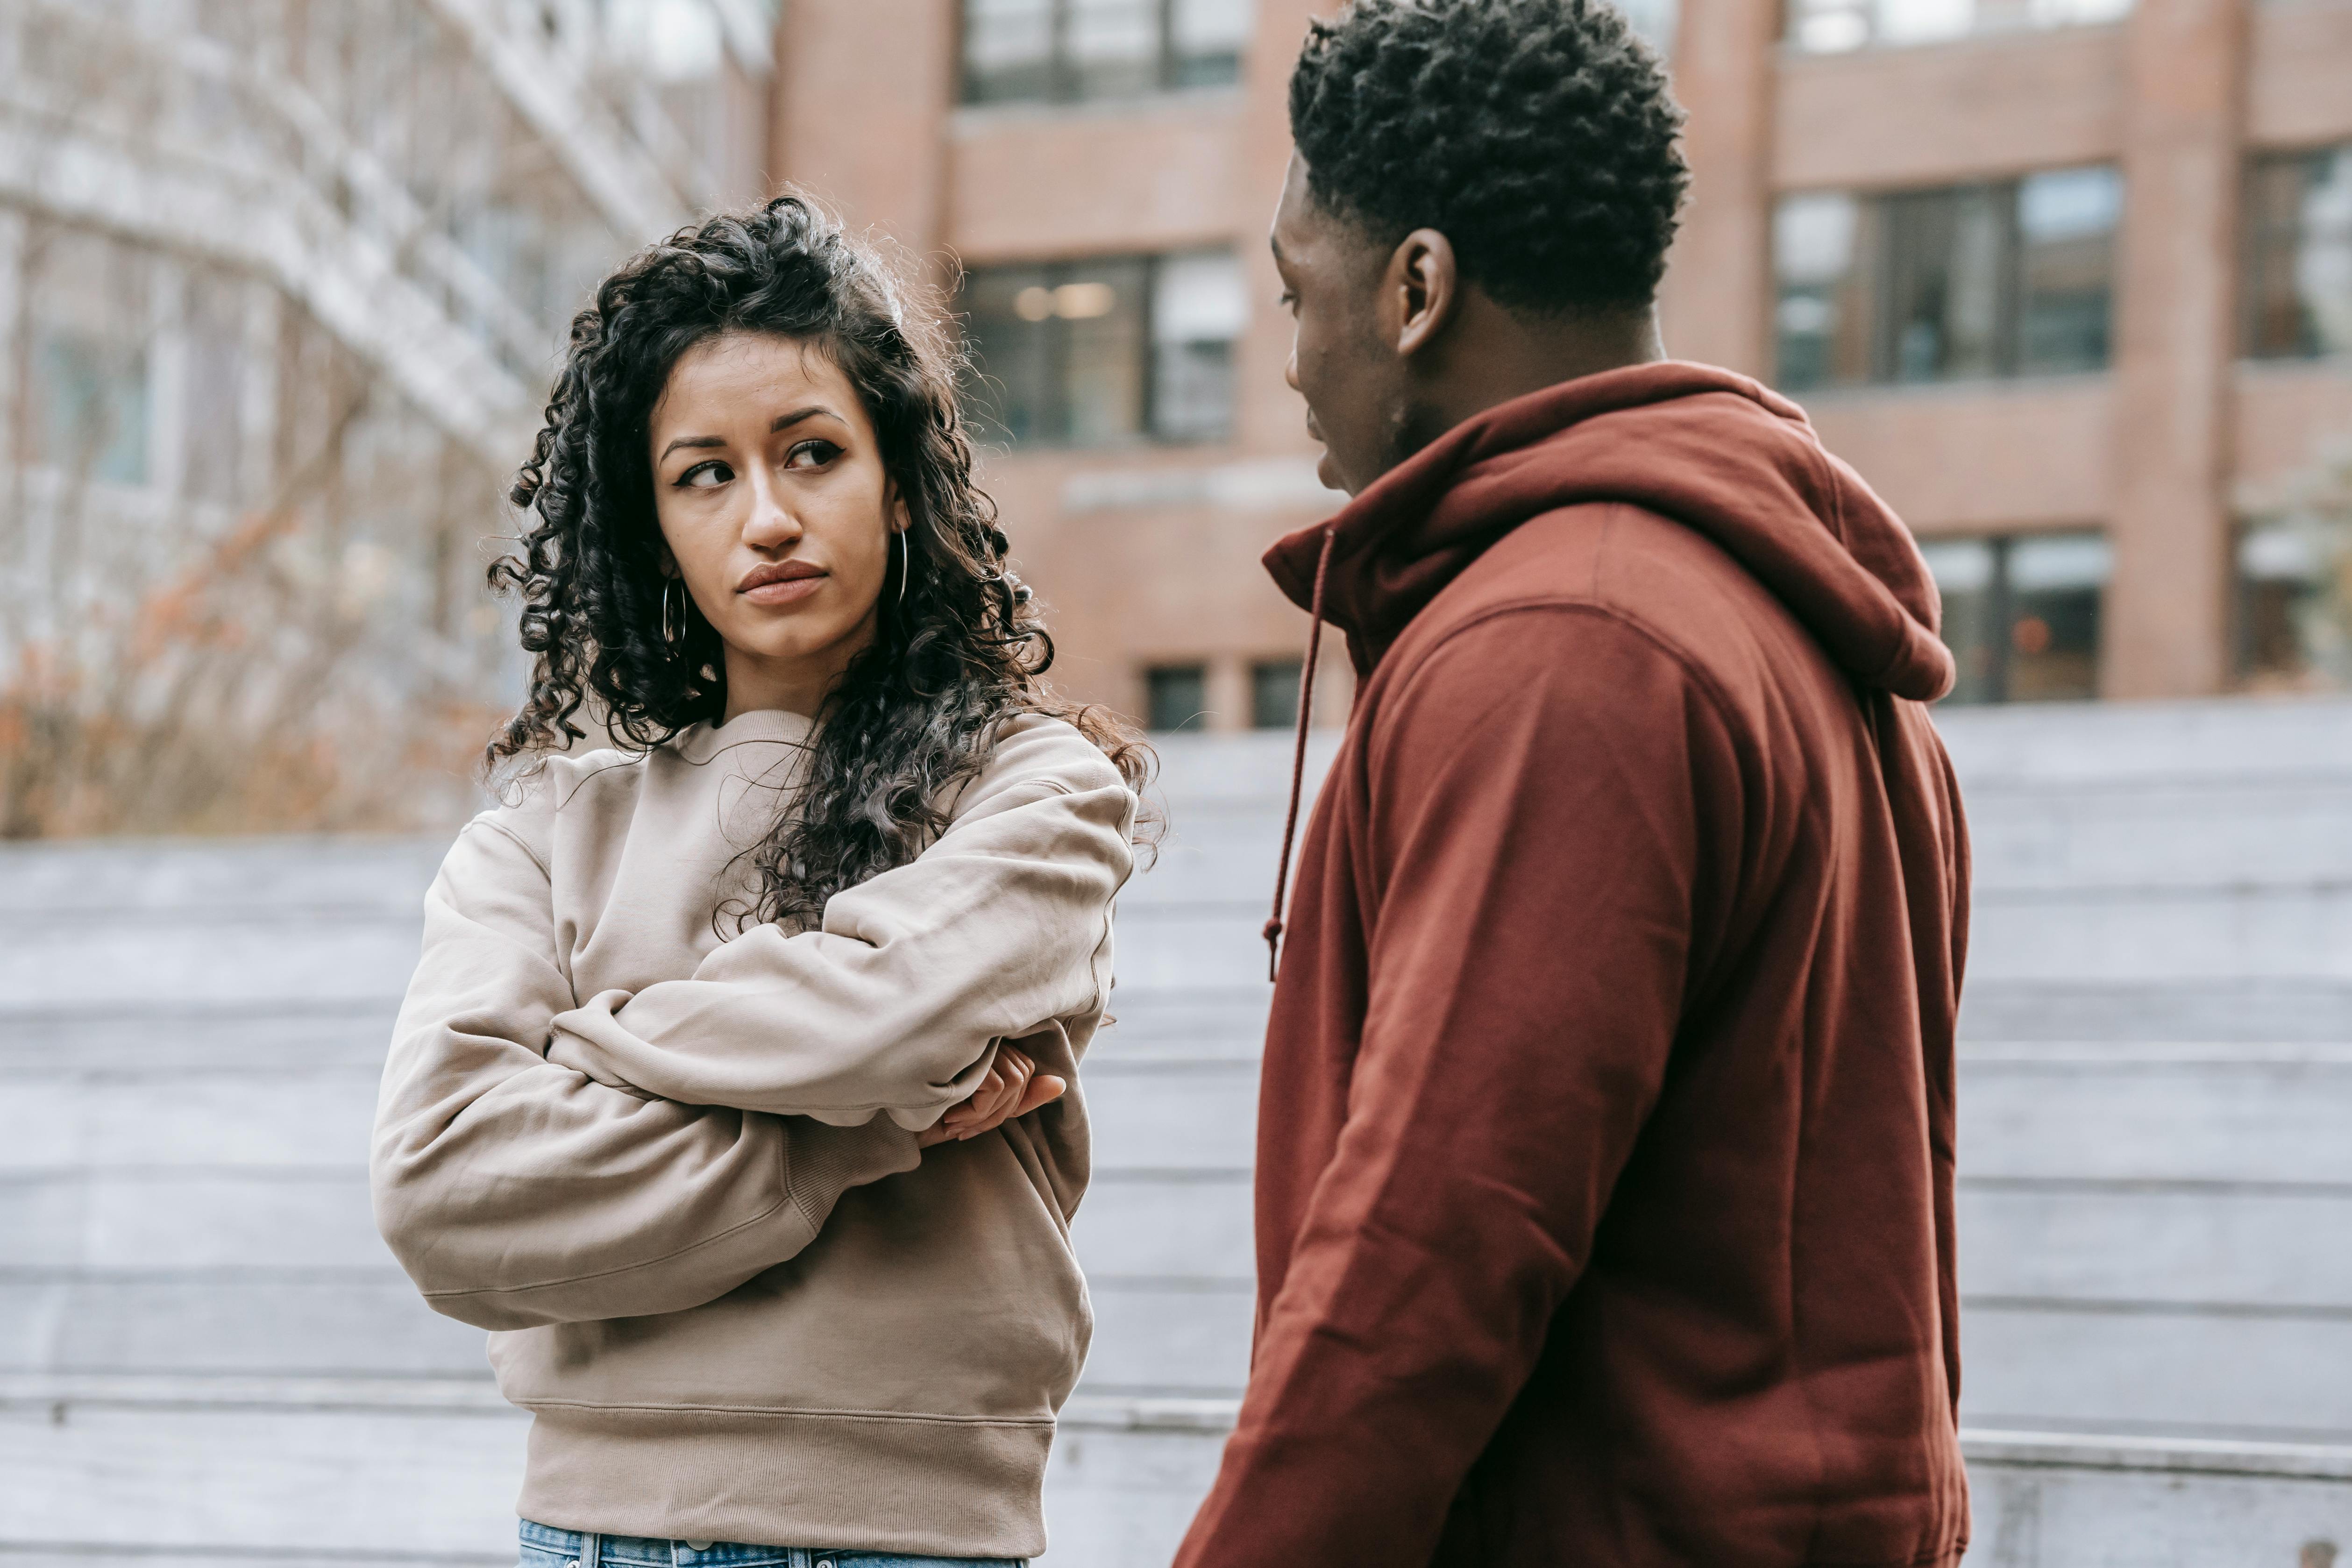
left=1285, top=342, right=1301, bottom=393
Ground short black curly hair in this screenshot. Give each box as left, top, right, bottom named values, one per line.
left=1289, top=0, right=1689, bottom=314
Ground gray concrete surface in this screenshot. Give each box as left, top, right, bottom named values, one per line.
left=4, top=698, right=2352, bottom=1564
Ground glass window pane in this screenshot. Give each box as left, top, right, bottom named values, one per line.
left=1171, top=0, right=1249, bottom=85
left=962, top=264, right=1058, bottom=443
left=1151, top=250, right=1244, bottom=442
left=1789, top=0, right=2130, bottom=48
left=183, top=273, right=247, bottom=504
left=1146, top=664, right=1208, bottom=731
left=1875, top=0, right=1975, bottom=46
left=1068, top=0, right=1158, bottom=99
left=1881, top=186, right=2008, bottom=383
left=964, top=0, right=1057, bottom=102
left=2298, top=148, right=2352, bottom=355
left=2236, top=520, right=2328, bottom=688
left=1251, top=659, right=1301, bottom=730
left=2007, top=532, right=2108, bottom=701
left=29, top=231, right=151, bottom=486
left=1773, top=192, right=1864, bottom=390
left=2246, top=155, right=2312, bottom=357
left=36, top=332, right=149, bottom=486
left=1061, top=258, right=1150, bottom=445
left=1922, top=539, right=2000, bottom=703
left=2017, top=165, right=2120, bottom=374
left=1793, top=0, right=1871, bottom=50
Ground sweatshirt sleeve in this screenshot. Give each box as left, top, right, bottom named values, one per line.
left=1173, top=607, right=1748, bottom=1568
left=370, top=813, right=922, bottom=1332
left=540, top=724, right=1134, bottom=1129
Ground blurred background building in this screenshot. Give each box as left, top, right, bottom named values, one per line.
left=0, top=0, right=775, bottom=837
left=6, top=0, right=2352, bottom=1565
left=777, top=0, right=2352, bottom=730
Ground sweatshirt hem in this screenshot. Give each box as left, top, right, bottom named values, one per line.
left=518, top=1402, right=1052, bottom=1559
left=514, top=1397, right=1054, bottom=1425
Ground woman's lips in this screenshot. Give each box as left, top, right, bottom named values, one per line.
left=739, top=572, right=825, bottom=607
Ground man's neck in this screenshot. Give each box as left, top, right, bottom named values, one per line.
left=1410, top=297, right=1667, bottom=443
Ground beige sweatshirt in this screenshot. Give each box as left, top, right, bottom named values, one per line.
left=370, top=709, right=1135, bottom=1557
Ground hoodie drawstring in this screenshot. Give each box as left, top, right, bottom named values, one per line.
left=1264, top=525, right=1337, bottom=983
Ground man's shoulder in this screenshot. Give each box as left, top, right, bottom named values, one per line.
left=1396, top=500, right=1840, bottom=715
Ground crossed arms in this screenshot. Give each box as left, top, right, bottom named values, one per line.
left=369, top=746, right=1134, bottom=1331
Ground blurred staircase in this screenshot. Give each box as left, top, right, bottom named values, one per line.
left=5, top=700, right=2352, bottom=1565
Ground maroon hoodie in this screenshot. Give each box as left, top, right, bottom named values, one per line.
left=1173, top=362, right=1971, bottom=1568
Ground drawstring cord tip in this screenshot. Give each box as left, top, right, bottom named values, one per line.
left=1262, top=522, right=1336, bottom=993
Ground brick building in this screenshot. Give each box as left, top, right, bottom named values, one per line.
left=767, top=0, right=2352, bottom=727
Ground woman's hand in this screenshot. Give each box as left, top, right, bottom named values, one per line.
left=917, top=1045, right=1066, bottom=1148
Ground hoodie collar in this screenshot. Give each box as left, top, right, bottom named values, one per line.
left=1264, top=360, right=1954, bottom=703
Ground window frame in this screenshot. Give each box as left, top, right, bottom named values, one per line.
left=2241, top=142, right=2352, bottom=362
left=958, top=0, right=1246, bottom=107
left=961, top=249, right=1240, bottom=450
left=1920, top=530, right=2110, bottom=704
left=1773, top=167, right=2123, bottom=392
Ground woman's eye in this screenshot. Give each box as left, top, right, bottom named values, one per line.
left=784, top=439, right=842, bottom=471
left=676, top=460, right=732, bottom=489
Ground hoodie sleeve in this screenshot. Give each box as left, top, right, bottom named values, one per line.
left=1174, top=606, right=1748, bottom=1568
left=370, top=814, right=922, bottom=1332
left=540, top=722, right=1134, bottom=1128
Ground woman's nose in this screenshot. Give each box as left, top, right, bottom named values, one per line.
left=1285, top=341, right=1301, bottom=393
left=742, top=475, right=802, bottom=548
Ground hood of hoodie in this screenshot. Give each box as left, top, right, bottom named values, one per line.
left=1265, top=361, right=1955, bottom=703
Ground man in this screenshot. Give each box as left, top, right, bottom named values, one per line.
left=1171, top=2, right=1971, bottom=1566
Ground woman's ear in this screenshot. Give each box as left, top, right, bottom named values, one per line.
left=889, top=484, right=913, bottom=536
left=657, top=542, right=680, bottom=577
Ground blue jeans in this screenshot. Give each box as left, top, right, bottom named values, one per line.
left=518, top=1518, right=1026, bottom=1568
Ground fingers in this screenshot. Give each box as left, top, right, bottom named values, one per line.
left=956, top=1050, right=1032, bottom=1139
left=1014, top=1072, right=1066, bottom=1117
left=919, top=1048, right=1065, bottom=1151
left=941, top=1061, right=1012, bottom=1134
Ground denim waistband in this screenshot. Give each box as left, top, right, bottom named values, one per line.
left=518, top=1518, right=1022, bottom=1568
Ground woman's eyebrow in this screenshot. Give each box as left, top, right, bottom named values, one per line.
left=656, top=405, right=838, bottom=463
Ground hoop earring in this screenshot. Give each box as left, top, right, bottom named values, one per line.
left=896, top=528, right=910, bottom=609
left=661, top=576, right=686, bottom=646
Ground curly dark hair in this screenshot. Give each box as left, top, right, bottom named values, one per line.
left=1289, top=0, right=1689, bottom=313
left=487, top=193, right=1148, bottom=929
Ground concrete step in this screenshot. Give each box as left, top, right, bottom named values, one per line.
left=7, top=1374, right=2350, bottom=1568
left=10, top=701, right=2352, bottom=1562
left=1132, top=780, right=2352, bottom=903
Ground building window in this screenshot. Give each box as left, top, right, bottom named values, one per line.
left=1251, top=658, right=1301, bottom=730
left=1774, top=167, right=2122, bottom=392
left=963, top=250, right=1245, bottom=447
left=1786, top=0, right=2129, bottom=53
left=1921, top=532, right=2108, bottom=703
left=34, top=329, right=150, bottom=486
left=961, top=0, right=1251, bottom=105
left=2245, top=144, right=2352, bottom=360
left=1145, top=663, right=1209, bottom=731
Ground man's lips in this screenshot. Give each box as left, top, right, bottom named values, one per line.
left=737, top=561, right=826, bottom=605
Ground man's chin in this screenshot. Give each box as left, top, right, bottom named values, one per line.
left=1315, top=448, right=1352, bottom=497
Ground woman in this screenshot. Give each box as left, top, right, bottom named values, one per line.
left=370, top=196, right=1145, bottom=1567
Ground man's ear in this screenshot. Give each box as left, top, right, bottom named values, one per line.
left=1380, top=228, right=1461, bottom=358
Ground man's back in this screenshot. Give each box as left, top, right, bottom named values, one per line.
left=1179, top=366, right=1969, bottom=1568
